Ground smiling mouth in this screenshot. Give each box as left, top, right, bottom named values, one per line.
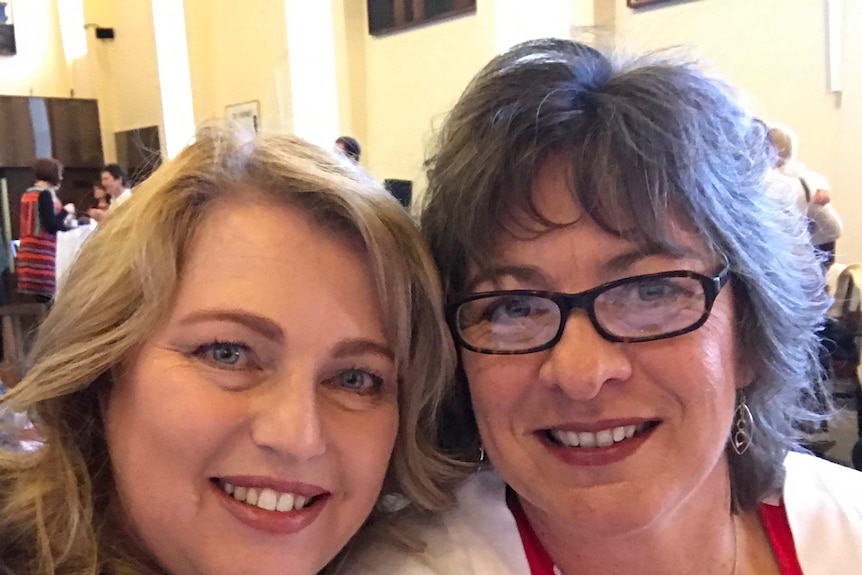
left=211, top=479, right=324, bottom=512
left=545, top=421, right=660, bottom=448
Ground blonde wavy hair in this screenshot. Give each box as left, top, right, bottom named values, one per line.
left=0, top=126, right=461, bottom=575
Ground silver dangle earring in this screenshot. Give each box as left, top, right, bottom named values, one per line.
left=478, top=445, right=486, bottom=463
left=731, top=390, right=754, bottom=455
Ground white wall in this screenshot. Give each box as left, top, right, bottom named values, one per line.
left=614, top=0, right=862, bottom=262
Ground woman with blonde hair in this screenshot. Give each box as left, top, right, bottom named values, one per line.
left=0, top=126, right=458, bottom=575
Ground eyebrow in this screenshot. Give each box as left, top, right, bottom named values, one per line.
left=331, top=339, right=395, bottom=363
left=176, top=309, right=284, bottom=342
left=465, top=265, right=550, bottom=292
left=466, top=246, right=704, bottom=292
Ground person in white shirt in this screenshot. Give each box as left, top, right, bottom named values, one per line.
left=768, top=125, right=843, bottom=267
left=88, top=164, right=132, bottom=222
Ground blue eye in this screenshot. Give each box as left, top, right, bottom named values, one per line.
left=333, top=368, right=384, bottom=394
left=193, top=341, right=251, bottom=369
left=480, top=295, right=538, bottom=323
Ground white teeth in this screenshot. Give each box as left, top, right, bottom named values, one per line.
left=578, top=431, right=597, bottom=447
left=222, top=482, right=313, bottom=512
left=257, top=488, right=278, bottom=511
left=551, top=423, right=650, bottom=449
left=276, top=493, right=295, bottom=512
left=595, top=429, right=614, bottom=447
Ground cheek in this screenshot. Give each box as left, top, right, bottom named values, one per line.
left=104, top=361, right=243, bottom=516
left=335, top=404, right=399, bottom=481
left=462, top=354, right=532, bottom=430
left=636, top=302, right=743, bottom=421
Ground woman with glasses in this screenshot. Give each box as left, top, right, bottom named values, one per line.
left=348, top=39, right=862, bottom=575
left=0, top=127, right=458, bottom=575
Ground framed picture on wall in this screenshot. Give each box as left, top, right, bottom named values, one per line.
left=368, top=0, right=477, bottom=36
left=225, top=100, right=261, bottom=134
left=0, top=1, right=16, bottom=56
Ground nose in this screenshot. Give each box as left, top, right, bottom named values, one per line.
left=249, top=369, right=326, bottom=461
left=537, top=310, right=632, bottom=401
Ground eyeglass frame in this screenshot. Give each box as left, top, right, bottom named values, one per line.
left=448, top=267, right=731, bottom=355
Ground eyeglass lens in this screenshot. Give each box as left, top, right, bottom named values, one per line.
left=456, top=274, right=709, bottom=352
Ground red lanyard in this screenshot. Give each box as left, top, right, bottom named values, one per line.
left=506, top=487, right=558, bottom=575
left=758, top=501, right=804, bottom=575
left=507, top=487, right=803, bottom=575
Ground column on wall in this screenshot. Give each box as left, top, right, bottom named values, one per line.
left=493, top=0, right=571, bottom=53
left=152, top=0, right=195, bottom=158
left=284, top=0, right=340, bottom=147
left=151, top=0, right=195, bottom=158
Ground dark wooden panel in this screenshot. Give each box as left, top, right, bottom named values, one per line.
left=115, top=126, right=162, bottom=186
left=368, top=0, right=476, bottom=36
left=0, top=96, right=35, bottom=167
left=46, top=98, right=104, bottom=167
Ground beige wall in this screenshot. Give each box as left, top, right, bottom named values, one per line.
left=361, top=0, right=496, bottom=193
left=6, top=1, right=860, bottom=260
left=333, top=0, right=368, bottom=146
left=184, top=0, right=292, bottom=133
left=833, top=1, right=862, bottom=264
left=0, top=0, right=71, bottom=97
left=613, top=0, right=862, bottom=262
left=106, top=0, right=161, bottom=134
left=81, top=0, right=162, bottom=161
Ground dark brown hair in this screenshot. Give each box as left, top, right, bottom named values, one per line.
left=32, top=158, right=63, bottom=186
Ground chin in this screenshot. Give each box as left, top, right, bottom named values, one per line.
left=539, top=485, right=672, bottom=539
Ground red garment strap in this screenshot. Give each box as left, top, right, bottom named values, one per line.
left=506, top=487, right=557, bottom=575
left=758, top=501, right=804, bottom=575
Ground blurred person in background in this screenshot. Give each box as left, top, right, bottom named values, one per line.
left=768, top=124, right=842, bottom=268
left=17, top=157, right=75, bottom=301
left=335, top=136, right=362, bottom=163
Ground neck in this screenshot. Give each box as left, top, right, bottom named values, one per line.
left=527, top=461, right=738, bottom=575
left=34, top=180, right=54, bottom=190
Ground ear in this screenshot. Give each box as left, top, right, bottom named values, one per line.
left=734, top=353, right=756, bottom=391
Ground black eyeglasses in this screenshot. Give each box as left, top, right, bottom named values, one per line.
left=450, top=268, right=730, bottom=355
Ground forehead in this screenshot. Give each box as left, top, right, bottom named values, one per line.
left=469, top=157, right=712, bottom=284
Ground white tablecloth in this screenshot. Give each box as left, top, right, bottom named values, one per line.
left=55, top=223, right=97, bottom=292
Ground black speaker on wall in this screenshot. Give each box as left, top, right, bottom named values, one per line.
left=95, top=27, right=115, bottom=39
left=384, top=179, right=413, bottom=209
left=0, top=24, right=15, bottom=56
